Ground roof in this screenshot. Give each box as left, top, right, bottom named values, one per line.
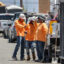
left=6, top=5, right=23, bottom=10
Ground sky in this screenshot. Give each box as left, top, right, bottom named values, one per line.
left=0, top=0, right=20, bottom=6
left=0, top=0, right=59, bottom=12
left=23, top=0, right=39, bottom=12
left=23, top=0, right=56, bottom=12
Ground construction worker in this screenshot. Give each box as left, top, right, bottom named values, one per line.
left=49, top=19, right=58, bottom=62
left=12, top=14, right=26, bottom=60
left=35, top=16, right=48, bottom=62
left=49, top=19, right=57, bottom=35
left=25, top=17, right=37, bottom=61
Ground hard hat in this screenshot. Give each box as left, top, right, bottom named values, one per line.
left=29, top=16, right=38, bottom=21
left=38, top=16, right=46, bottom=22
left=19, top=14, right=26, bottom=20
left=27, top=16, right=37, bottom=24
left=32, top=16, right=38, bottom=21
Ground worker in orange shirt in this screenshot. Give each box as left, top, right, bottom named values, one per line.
left=25, top=17, right=37, bottom=61
left=35, top=16, right=48, bottom=62
left=12, top=14, right=26, bottom=60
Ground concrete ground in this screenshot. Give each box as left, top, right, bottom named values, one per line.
left=0, top=34, right=61, bottom=64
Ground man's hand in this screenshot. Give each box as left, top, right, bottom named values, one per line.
left=24, top=31, right=27, bottom=34
left=24, top=25, right=27, bottom=28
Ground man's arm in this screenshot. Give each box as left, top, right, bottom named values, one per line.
left=15, top=21, right=24, bottom=29
left=42, top=23, right=48, bottom=35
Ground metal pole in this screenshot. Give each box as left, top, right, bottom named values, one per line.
left=20, top=0, right=23, bottom=7
left=60, top=1, right=64, bottom=64
left=55, top=0, right=57, bottom=4
left=25, top=0, right=27, bottom=12
left=14, top=0, right=16, bottom=5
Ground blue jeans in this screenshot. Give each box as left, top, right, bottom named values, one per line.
left=13, top=36, right=25, bottom=59
left=36, top=41, right=45, bottom=60
left=25, top=41, right=35, bottom=55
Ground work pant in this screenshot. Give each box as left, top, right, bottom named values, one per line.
left=36, top=41, right=45, bottom=60
left=25, top=41, right=35, bottom=55
left=49, top=38, right=60, bottom=59
left=13, top=36, right=25, bottom=59
left=50, top=38, right=60, bottom=58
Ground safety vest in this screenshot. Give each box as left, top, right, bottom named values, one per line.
left=49, top=20, right=57, bottom=35
left=15, top=20, right=26, bottom=36
left=25, top=21, right=37, bottom=41
left=35, top=23, right=48, bottom=42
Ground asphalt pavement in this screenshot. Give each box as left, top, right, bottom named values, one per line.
left=0, top=34, right=61, bottom=64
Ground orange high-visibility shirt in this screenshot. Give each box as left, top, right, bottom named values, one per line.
left=25, top=21, right=37, bottom=41
left=35, top=23, right=48, bottom=42
left=15, top=20, right=26, bottom=36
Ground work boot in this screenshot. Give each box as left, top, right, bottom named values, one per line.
left=40, top=59, right=45, bottom=63
left=20, top=58, right=25, bottom=61
left=12, top=56, right=17, bottom=61
left=27, top=54, right=30, bottom=61
left=32, top=52, right=35, bottom=60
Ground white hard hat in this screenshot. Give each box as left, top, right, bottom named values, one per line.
left=28, top=16, right=37, bottom=21
left=19, top=14, right=26, bottom=20
left=32, top=16, right=38, bottom=21
left=27, top=16, right=37, bottom=24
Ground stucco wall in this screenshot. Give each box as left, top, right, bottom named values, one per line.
left=39, top=0, right=50, bottom=13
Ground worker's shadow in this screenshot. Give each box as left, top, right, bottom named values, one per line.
left=8, top=59, right=26, bottom=61
left=8, top=60, right=35, bottom=63
left=8, top=59, right=22, bottom=61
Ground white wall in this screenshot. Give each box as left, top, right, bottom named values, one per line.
left=23, top=0, right=39, bottom=13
